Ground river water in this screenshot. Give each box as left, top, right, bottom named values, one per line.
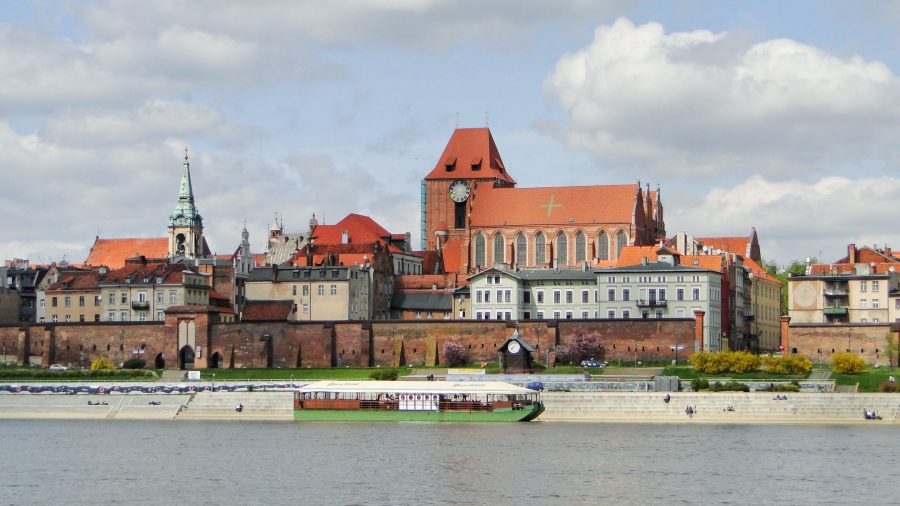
left=2, top=420, right=897, bottom=505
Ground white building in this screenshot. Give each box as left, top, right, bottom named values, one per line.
left=468, top=267, right=598, bottom=321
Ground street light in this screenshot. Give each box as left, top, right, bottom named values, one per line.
left=634, top=342, right=638, bottom=367
left=670, top=344, right=684, bottom=366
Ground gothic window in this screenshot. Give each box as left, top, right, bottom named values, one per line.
left=515, top=233, right=527, bottom=266
left=534, top=233, right=546, bottom=265
left=493, top=234, right=505, bottom=265
left=556, top=233, right=568, bottom=267
left=575, top=232, right=586, bottom=264
left=474, top=233, right=485, bottom=268
left=615, top=230, right=627, bottom=259
left=598, top=231, right=609, bottom=261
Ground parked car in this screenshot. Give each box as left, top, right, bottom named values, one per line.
left=524, top=381, right=544, bottom=391
left=580, top=359, right=606, bottom=368
left=48, top=364, right=69, bottom=372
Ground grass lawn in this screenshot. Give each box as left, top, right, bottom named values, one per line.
left=660, top=366, right=809, bottom=381
left=832, top=368, right=898, bottom=392
left=195, top=367, right=413, bottom=381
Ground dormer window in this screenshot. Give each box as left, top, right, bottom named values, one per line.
left=444, top=157, right=456, bottom=172
left=143, top=277, right=150, bottom=283
left=471, top=156, right=482, bottom=171
left=156, top=277, right=162, bottom=284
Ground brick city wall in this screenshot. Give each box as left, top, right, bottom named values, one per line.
left=0, top=315, right=701, bottom=369
left=785, top=321, right=898, bottom=366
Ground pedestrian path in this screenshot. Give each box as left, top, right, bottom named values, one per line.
left=177, top=391, right=293, bottom=420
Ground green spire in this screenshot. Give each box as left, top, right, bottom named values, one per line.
left=169, top=148, right=202, bottom=227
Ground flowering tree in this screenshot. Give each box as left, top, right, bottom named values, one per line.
left=442, top=340, right=467, bottom=367
left=556, top=335, right=603, bottom=364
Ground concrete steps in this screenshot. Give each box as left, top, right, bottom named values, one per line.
left=177, top=392, right=294, bottom=420
left=541, top=392, right=900, bottom=422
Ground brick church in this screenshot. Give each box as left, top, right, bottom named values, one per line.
left=422, top=128, right=666, bottom=276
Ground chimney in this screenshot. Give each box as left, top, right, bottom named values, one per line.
left=848, top=243, right=857, bottom=263
left=341, top=230, right=349, bottom=244
left=641, top=257, right=649, bottom=265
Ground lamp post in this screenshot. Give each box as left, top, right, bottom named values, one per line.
left=634, top=342, right=638, bottom=367
left=670, top=344, right=684, bottom=366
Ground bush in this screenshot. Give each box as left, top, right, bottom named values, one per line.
left=710, top=380, right=749, bottom=392
left=369, top=368, right=399, bottom=381
left=832, top=352, right=866, bottom=374
left=879, top=381, right=899, bottom=393
left=775, top=384, right=800, bottom=392
left=121, top=358, right=146, bottom=369
left=556, top=335, right=603, bottom=365
left=691, top=378, right=710, bottom=391
left=762, top=355, right=812, bottom=375
left=689, top=351, right=760, bottom=374
left=90, top=356, right=117, bottom=371
left=441, top=340, right=467, bottom=367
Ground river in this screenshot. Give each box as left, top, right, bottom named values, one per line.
left=1, top=420, right=897, bottom=505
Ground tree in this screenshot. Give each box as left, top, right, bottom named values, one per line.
left=762, top=257, right=817, bottom=316
left=556, top=335, right=603, bottom=365
left=884, top=332, right=899, bottom=371
left=441, top=340, right=467, bottom=367
left=90, top=356, right=117, bottom=371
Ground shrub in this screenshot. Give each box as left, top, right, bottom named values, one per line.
left=774, top=384, right=800, bottom=392
left=710, top=380, right=749, bottom=392
left=121, top=358, right=146, bottom=369
left=762, top=355, right=812, bottom=375
left=832, top=352, right=866, bottom=374
left=691, top=378, right=710, bottom=391
left=556, top=335, right=603, bottom=365
left=369, top=368, right=399, bottom=381
left=879, top=381, right=898, bottom=393
left=441, top=340, right=467, bottom=367
left=689, top=351, right=760, bottom=374
left=90, top=356, right=117, bottom=371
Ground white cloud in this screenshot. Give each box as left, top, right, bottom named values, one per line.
left=544, top=18, right=900, bottom=180
left=673, top=175, right=900, bottom=264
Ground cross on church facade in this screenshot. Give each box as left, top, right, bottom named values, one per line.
left=539, top=195, right=562, bottom=217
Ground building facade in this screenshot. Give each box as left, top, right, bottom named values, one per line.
left=245, top=265, right=371, bottom=321
left=468, top=267, right=598, bottom=321
left=100, top=258, right=210, bottom=322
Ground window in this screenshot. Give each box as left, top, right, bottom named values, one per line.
left=156, top=311, right=163, bottom=321
left=493, top=234, right=505, bottom=264
left=94, top=314, right=100, bottom=322
left=642, top=310, right=649, bottom=319
left=485, top=290, right=491, bottom=303
left=108, top=312, right=115, bottom=322
left=565, top=290, right=573, bottom=304
left=656, top=310, right=663, bottom=319
left=536, top=311, right=544, bottom=319
left=553, top=311, right=561, bottom=319
left=157, top=292, right=163, bottom=304
left=318, top=285, right=324, bottom=296
left=608, top=289, right=616, bottom=301
left=474, top=234, right=486, bottom=268
left=64, top=296, right=71, bottom=307
left=39, top=299, right=45, bottom=309
left=873, top=281, right=879, bottom=292
left=598, top=231, right=609, bottom=261
left=536, top=290, right=544, bottom=303
left=535, top=233, right=546, bottom=265
left=861, top=318, right=868, bottom=323
left=121, top=293, right=127, bottom=304
left=895, top=299, right=900, bottom=310
left=476, top=290, right=483, bottom=303
left=692, top=288, right=700, bottom=301
left=556, top=233, right=568, bottom=266
left=505, top=290, right=511, bottom=303
left=565, top=311, right=573, bottom=319
left=476, top=312, right=483, bottom=320
left=427, top=311, right=433, bottom=319
left=594, top=290, right=599, bottom=302
left=79, top=296, right=85, bottom=306
left=622, top=288, right=630, bottom=301
left=487, top=276, right=492, bottom=285
left=138, top=292, right=147, bottom=302
left=108, top=292, right=115, bottom=304
left=860, top=280, right=867, bottom=292
left=505, top=312, right=511, bottom=320
left=677, top=288, right=684, bottom=301
left=170, top=291, right=176, bottom=303
left=524, top=311, right=531, bottom=319
left=623, top=310, right=630, bottom=319
left=303, top=304, right=309, bottom=314
left=873, top=318, right=879, bottom=323
left=860, top=299, right=867, bottom=309
left=581, top=311, right=588, bottom=319
left=872, top=299, right=880, bottom=309
left=659, top=289, right=666, bottom=301
left=615, top=231, right=627, bottom=259
left=330, top=285, right=337, bottom=295
left=582, top=290, right=589, bottom=303
left=444, top=312, right=450, bottom=320
left=516, top=233, right=527, bottom=265
left=575, top=232, right=586, bottom=263
left=608, top=310, right=615, bottom=319
left=553, top=290, right=561, bottom=304
left=415, top=311, right=422, bottom=319
left=496, top=290, right=502, bottom=303
left=649, top=289, right=657, bottom=302
left=121, top=311, right=128, bottom=321
left=51, top=315, right=58, bottom=322
left=523, top=291, right=531, bottom=304
left=293, top=285, right=297, bottom=296
left=138, top=311, right=147, bottom=321
left=303, top=285, right=309, bottom=296
left=52, top=296, right=58, bottom=307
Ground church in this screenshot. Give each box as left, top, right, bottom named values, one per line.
left=422, top=128, right=666, bottom=276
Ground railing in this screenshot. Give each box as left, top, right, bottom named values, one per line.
left=823, top=307, right=848, bottom=315
left=823, top=290, right=848, bottom=297
left=131, top=301, right=150, bottom=310
left=635, top=299, right=667, bottom=308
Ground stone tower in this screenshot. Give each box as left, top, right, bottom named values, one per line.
left=168, top=150, right=205, bottom=259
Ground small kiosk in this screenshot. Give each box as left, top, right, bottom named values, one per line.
left=499, top=332, right=535, bottom=374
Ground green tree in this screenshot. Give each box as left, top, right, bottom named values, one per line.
left=884, top=332, right=899, bottom=371
left=762, top=258, right=817, bottom=316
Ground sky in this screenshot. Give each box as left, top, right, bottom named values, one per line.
left=3, top=0, right=900, bottom=269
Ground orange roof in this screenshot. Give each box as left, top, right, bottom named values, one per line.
left=743, top=258, right=781, bottom=285
left=809, top=262, right=899, bottom=276
left=311, top=214, right=398, bottom=250
left=415, top=250, right=442, bottom=274
left=679, top=255, right=725, bottom=272
left=424, top=128, right=515, bottom=183
left=46, top=270, right=101, bottom=292
left=84, top=238, right=168, bottom=269
left=696, top=237, right=749, bottom=257
left=469, top=184, right=638, bottom=227
left=441, top=238, right=465, bottom=274
left=616, top=246, right=659, bottom=267
left=395, top=274, right=455, bottom=290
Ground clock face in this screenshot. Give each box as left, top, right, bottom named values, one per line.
left=449, top=181, right=471, bottom=203
left=793, top=281, right=817, bottom=309
left=507, top=341, right=521, bottom=354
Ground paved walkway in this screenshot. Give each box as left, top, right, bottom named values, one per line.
left=160, top=370, right=186, bottom=383
left=808, top=370, right=832, bottom=380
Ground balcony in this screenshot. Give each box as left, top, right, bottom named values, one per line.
left=744, top=314, right=755, bottom=322
left=823, top=307, right=848, bottom=316
left=131, top=301, right=150, bottom=310
left=636, top=299, right=667, bottom=308
left=823, top=290, right=849, bottom=297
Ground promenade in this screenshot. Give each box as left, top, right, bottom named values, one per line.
left=2, top=389, right=900, bottom=423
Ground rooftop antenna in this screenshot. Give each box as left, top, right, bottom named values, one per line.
left=185, top=147, right=188, bottom=160
left=456, top=112, right=459, bottom=128
left=485, top=111, right=489, bottom=127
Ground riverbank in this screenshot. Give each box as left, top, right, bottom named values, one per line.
left=3, top=390, right=900, bottom=423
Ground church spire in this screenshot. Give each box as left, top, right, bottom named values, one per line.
left=170, top=148, right=201, bottom=227
left=168, top=148, right=204, bottom=259
left=178, top=148, right=195, bottom=206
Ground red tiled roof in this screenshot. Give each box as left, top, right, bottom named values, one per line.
left=208, top=289, right=235, bottom=314
left=679, top=255, right=725, bottom=272
left=696, top=237, right=749, bottom=257
left=414, top=250, right=442, bottom=274
left=469, top=184, right=638, bottom=227
left=46, top=270, right=101, bottom=292
left=242, top=300, right=293, bottom=321
left=312, top=214, right=390, bottom=245
left=84, top=238, right=168, bottom=269
left=743, top=258, right=781, bottom=285
left=441, top=238, right=465, bottom=274
left=616, top=246, right=658, bottom=267
left=809, top=262, right=899, bottom=276
left=100, top=260, right=196, bottom=286
left=395, top=274, right=456, bottom=290
left=424, top=128, right=514, bottom=183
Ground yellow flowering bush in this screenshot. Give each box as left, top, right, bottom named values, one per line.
left=831, top=352, right=865, bottom=374
left=90, top=356, right=117, bottom=371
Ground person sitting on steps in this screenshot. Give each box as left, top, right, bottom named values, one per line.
left=663, top=394, right=670, bottom=404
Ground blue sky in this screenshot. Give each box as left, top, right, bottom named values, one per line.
left=3, top=1, right=900, bottom=267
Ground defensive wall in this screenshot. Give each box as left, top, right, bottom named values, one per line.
left=780, top=317, right=899, bottom=366
left=0, top=310, right=702, bottom=370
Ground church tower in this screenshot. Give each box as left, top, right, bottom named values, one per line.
left=168, top=150, right=205, bottom=259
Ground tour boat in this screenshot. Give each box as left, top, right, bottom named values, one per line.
left=293, top=381, right=544, bottom=422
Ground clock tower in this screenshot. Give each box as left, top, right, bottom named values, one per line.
left=168, top=150, right=205, bottom=260
left=422, top=128, right=515, bottom=251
